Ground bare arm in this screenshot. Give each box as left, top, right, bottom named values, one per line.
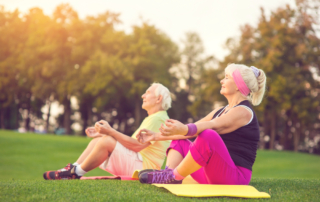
left=137, top=129, right=197, bottom=144
left=108, top=128, right=151, bottom=152
left=160, top=106, right=252, bottom=137
left=195, top=106, right=251, bottom=135
left=95, top=120, right=150, bottom=152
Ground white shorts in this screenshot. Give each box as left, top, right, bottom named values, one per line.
left=99, top=141, right=143, bottom=176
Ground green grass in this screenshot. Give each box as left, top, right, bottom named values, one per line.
left=1, top=130, right=320, bottom=201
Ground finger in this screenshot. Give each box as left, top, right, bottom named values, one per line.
left=161, top=124, right=171, bottom=132
left=165, top=121, right=173, bottom=127
left=160, top=126, right=172, bottom=136
left=88, top=127, right=95, bottom=132
left=98, top=121, right=105, bottom=125
left=159, top=127, right=169, bottom=135
left=140, top=129, right=148, bottom=133
left=160, top=131, right=170, bottom=136
left=166, top=119, right=175, bottom=123
left=160, top=124, right=167, bottom=131
left=137, top=135, right=144, bottom=143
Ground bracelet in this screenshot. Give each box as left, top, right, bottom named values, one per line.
left=186, top=123, right=197, bottom=136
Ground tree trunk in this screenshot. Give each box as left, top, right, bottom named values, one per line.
left=25, top=97, right=31, bottom=131
left=0, top=108, right=5, bottom=129
left=260, top=110, right=269, bottom=149
left=281, top=119, right=290, bottom=150
left=45, top=100, right=51, bottom=132
left=15, top=103, right=20, bottom=129
left=269, top=109, right=276, bottom=150
left=63, top=97, right=72, bottom=135
left=87, top=104, right=92, bottom=127
left=293, top=119, right=301, bottom=152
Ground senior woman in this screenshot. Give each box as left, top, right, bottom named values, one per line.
left=137, top=63, right=266, bottom=185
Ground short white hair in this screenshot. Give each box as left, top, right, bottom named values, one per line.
left=151, top=83, right=172, bottom=110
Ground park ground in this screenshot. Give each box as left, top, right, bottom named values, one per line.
left=0, top=130, right=320, bottom=201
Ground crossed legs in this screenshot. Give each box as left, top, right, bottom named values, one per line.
left=165, top=129, right=252, bottom=185
left=75, top=135, right=117, bottom=172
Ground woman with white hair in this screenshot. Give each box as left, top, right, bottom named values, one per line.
left=137, top=64, right=267, bottom=185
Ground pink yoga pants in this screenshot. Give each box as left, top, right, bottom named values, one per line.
left=166, top=129, right=252, bottom=185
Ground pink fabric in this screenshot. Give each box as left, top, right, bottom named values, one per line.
left=166, top=129, right=252, bottom=185
left=232, top=69, right=250, bottom=96
left=80, top=175, right=138, bottom=181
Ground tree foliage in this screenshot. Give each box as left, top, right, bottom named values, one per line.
left=0, top=2, right=319, bottom=154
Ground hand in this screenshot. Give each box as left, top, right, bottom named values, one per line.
left=85, top=127, right=103, bottom=138
left=136, top=129, right=157, bottom=144
left=159, top=119, right=188, bottom=136
left=95, top=120, right=112, bottom=135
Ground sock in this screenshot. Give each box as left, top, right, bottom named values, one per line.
left=173, top=168, right=185, bottom=181
left=73, top=162, right=80, bottom=166
left=75, top=165, right=87, bottom=176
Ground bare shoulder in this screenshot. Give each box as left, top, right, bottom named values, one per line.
left=230, top=106, right=252, bottom=119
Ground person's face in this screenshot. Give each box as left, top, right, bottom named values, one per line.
left=141, top=85, right=159, bottom=110
left=220, top=73, right=238, bottom=95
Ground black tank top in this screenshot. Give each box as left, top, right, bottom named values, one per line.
left=212, top=100, right=259, bottom=171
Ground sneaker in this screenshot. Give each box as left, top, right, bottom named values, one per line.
left=58, top=163, right=73, bottom=171
left=139, top=168, right=182, bottom=184
left=138, top=166, right=169, bottom=179
left=43, top=164, right=81, bottom=180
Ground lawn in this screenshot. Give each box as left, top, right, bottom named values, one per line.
left=0, top=130, right=320, bottom=201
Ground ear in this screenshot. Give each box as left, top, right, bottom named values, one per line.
left=156, top=95, right=163, bottom=104
left=233, top=82, right=239, bottom=91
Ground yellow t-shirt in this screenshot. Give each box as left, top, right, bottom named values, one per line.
left=131, top=110, right=171, bottom=169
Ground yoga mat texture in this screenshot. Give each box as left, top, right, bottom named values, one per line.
left=152, top=184, right=271, bottom=198
left=80, top=170, right=270, bottom=199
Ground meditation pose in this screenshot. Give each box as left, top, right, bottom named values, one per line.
left=43, top=83, right=172, bottom=180
left=137, top=64, right=266, bottom=185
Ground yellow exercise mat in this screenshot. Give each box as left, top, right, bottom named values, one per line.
left=131, top=170, right=140, bottom=179
left=152, top=184, right=271, bottom=198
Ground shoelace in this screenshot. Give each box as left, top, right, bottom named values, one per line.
left=151, top=170, right=175, bottom=184
left=58, top=166, right=76, bottom=178
left=59, top=163, right=71, bottom=171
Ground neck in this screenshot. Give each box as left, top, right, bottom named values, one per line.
left=225, top=93, right=247, bottom=108
left=146, top=106, right=163, bottom=116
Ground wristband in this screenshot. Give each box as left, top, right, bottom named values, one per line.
left=186, top=123, right=197, bottom=136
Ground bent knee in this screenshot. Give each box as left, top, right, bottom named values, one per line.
left=197, top=129, right=220, bottom=140
left=97, top=136, right=116, bottom=150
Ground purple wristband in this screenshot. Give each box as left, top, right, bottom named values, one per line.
left=186, top=123, right=197, bottom=136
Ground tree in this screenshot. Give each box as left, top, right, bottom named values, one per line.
left=214, top=1, right=320, bottom=152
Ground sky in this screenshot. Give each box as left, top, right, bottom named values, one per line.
left=2, top=0, right=296, bottom=60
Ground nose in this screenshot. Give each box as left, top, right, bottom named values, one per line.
left=220, top=78, right=224, bottom=84
left=141, top=93, right=145, bottom=99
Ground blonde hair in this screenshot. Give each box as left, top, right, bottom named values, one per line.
left=225, top=63, right=266, bottom=106
left=151, top=83, right=172, bottom=110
